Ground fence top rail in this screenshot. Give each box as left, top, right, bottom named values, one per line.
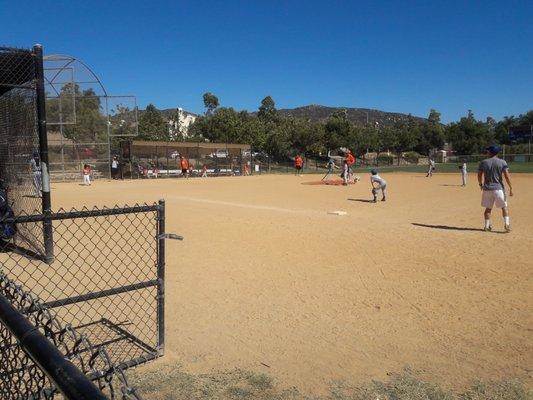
left=4, top=203, right=161, bottom=224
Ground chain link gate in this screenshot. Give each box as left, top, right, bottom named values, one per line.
left=0, top=200, right=171, bottom=398
left=1, top=43, right=176, bottom=399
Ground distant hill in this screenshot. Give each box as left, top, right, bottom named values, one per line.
left=139, top=105, right=426, bottom=127
left=277, top=105, right=426, bottom=126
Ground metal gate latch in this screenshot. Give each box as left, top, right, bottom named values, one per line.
left=157, top=233, right=183, bottom=240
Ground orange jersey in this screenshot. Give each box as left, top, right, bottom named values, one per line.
left=180, top=159, right=189, bottom=169
left=295, top=156, right=303, bottom=167
left=345, top=153, right=355, bottom=166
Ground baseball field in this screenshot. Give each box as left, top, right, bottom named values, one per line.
left=50, top=171, right=533, bottom=396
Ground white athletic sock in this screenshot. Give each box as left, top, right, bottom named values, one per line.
left=504, top=216, right=510, bottom=225
left=484, top=219, right=491, bottom=229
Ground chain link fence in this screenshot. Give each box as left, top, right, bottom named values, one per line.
left=0, top=46, right=49, bottom=258
left=0, top=201, right=168, bottom=399
left=0, top=272, right=142, bottom=399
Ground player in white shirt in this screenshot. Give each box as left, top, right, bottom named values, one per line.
left=29, top=151, right=42, bottom=197
left=322, top=158, right=338, bottom=181
left=460, top=162, right=467, bottom=186
left=426, top=158, right=435, bottom=177
left=370, top=169, right=387, bottom=202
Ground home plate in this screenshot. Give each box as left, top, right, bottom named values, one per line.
left=328, top=210, right=347, bottom=216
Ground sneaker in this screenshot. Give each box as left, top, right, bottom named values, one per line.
left=483, top=226, right=492, bottom=232
left=504, top=224, right=512, bottom=233
left=381, top=198, right=386, bottom=202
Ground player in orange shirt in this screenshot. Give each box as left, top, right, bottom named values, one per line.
left=180, top=156, right=190, bottom=179
left=294, top=154, right=304, bottom=176
left=342, top=150, right=356, bottom=185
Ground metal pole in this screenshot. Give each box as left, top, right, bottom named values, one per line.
left=527, top=124, right=533, bottom=160
left=34, top=44, right=54, bottom=264
left=106, top=97, right=112, bottom=179
left=0, top=294, right=107, bottom=399
left=156, top=199, right=166, bottom=355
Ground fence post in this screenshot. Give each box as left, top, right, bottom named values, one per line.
left=34, top=44, right=54, bottom=264
left=156, top=199, right=165, bottom=355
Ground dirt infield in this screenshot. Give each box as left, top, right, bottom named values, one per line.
left=49, top=173, right=533, bottom=394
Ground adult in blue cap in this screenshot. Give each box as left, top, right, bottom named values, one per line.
left=477, top=144, right=513, bottom=232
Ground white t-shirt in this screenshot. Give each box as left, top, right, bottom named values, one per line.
left=371, top=174, right=386, bottom=186
left=30, top=158, right=41, bottom=172
left=112, top=160, right=118, bottom=168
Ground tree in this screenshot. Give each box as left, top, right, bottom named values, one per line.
left=445, top=110, right=493, bottom=154
left=428, top=109, right=441, bottom=124
left=258, top=96, right=278, bottom=122
left=202, top=92, right=219, bottom=115
left=392, top=117, right=420, bottom=164
left=57, top=86, right=107, bottom=143
left=324, top=109, right=352, bottom=151
left=415, top=109, right=445, bottom=155
left=378, top=126, right=398, bottom=153
left=169, top=109, right=183, bottom=141
left=139, top=104, right=169, bottom=141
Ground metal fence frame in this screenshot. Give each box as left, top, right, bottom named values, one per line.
left=0, top=200, right=170, bottom=398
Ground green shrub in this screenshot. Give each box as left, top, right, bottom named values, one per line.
left=377, top=154, right=394, bottom=165
left=403, top=151, right=422, bottom=164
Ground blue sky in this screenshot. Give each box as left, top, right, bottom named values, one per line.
left=3, top=0, right=532, bottom=122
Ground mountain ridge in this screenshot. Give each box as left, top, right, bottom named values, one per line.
left=148, top=104, right=427, bottom=127
left=277, top=104, right=426, bottom=126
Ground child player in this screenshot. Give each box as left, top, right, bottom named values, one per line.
left=322, top=158, right=338, bottom=181
left=29, top=151, right=42, bottom=197
left=426, top=158, right=435, bottom=177
left=370, top=169, right=387, bottom=202
left=345, top=150, right=355, bottom=182
left=180, top=156, right=189, bottom=179
left=294, top=154, right=304, bottom=176
left=460, top=162, right=467, bottom=186
left=82, top=164, right=92, bottom=186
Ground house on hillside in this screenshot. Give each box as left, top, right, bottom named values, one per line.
left=168, top=108, right=197, bottom=139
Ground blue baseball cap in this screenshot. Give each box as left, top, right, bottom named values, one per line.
left=371, top=169, right=378, bottom=175
left=485, top=145, right=500, bottom=155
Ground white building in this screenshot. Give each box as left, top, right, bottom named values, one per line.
left=168, top=108, right=197, bottom=139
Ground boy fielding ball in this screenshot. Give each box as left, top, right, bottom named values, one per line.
left=477, top=145, right=513, bottom=232
left=370, top=169, right=387, bottom=202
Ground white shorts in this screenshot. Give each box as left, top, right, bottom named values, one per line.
left=481, top=190, right=507, bottom=209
